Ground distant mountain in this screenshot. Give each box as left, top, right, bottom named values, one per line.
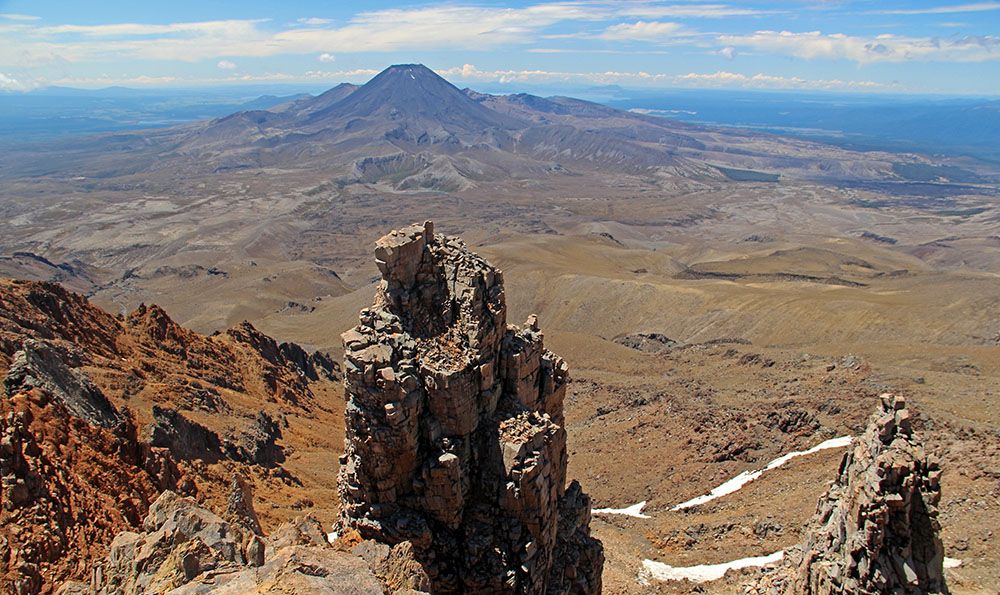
left=4, top=63, right=992, bottom=190
left=153, top=63, right=717, bottom=187
left=302, top=64, right=520, bottom=133
left=273, top=82, right=358, bottom=117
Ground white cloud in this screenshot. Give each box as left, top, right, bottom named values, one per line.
left=619, top=3, right=778, bottom=18
left=45, top=74, right=180, bottom=87
left=217, top=60, right=237, bottom=70
left=0, top=72, right=34, bottom=91
left=39, top=70, right=379, bottom=89
left=600, top=21, right=685, bottom=41
left=0, top=13, right=40, bottom=21
left=269, top=3, right=607, bottom=53
left=2, top=0, right=997, bottom=86
left=0, top=4, right=609, bottom=66
left=3, top=63, right=893, bottom=92
left=36, top=19, right=267, bottom=37
left=674, top=70, right=889, bottom=90
left=871, top=2, right=1000, bottom=15
left=719, top=30, right=1000, bottom=63
left=298, top=17, right=333, bottom=26
left=437, top=63, right=892, bottom=91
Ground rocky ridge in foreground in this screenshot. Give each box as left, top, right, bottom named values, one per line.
left=0, top=278, right=341, bottom=593
left=750, top=394, right=946, bottom=594
left=337, top=221, right=604, bottom=593
left=28, top=222, right=604, bottom=594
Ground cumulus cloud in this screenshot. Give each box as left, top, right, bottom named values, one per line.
left=318, top=53, right=336, bottom=62
left=217, top=60, right=237, bottom=70
left=0, top=72, right=33, bottom=91
left=600, top=21, right=685, bottom=41
left=716, top=46, right=737, bottom=59
left=719, top=30, right=1000, bottom=63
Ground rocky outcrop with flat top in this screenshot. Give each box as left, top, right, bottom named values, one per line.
left=337, top=221, right=603, bottom=594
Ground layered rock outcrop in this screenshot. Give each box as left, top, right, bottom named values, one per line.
left=337, top=221, right=603, bottom=594
left=1, top=343, right=176, bottom=594
left=751, top=394, right=946, bottom=594
left=71, top=489, right=394, bottom=595
left=0, top=278, right=345, bottom=592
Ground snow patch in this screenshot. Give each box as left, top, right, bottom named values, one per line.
left=672, top=436, right=853, bottom=511
left=640, top=550, right=784, bottom=584
left=327, top=530, right=339, bottom=544
left=944, top=557, right=962, bottom=569
left=593, top=501, right=651, bottom=519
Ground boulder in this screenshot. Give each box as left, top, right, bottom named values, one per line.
left=91, top=491, right=386, bottom=594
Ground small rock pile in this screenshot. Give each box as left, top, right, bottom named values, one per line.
left=337, top=221, right=603, bottom=594
left=749, top=394, right=946, bottom=594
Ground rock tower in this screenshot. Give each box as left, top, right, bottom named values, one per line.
left=337, top=221, right=603, bottom=593
left=751, top=394, right=946, bottom=594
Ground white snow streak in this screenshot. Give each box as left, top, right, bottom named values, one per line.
left=944, top=557, right=962, bottom=569
left=672, top=436, right=853, bottom=511
left=640, top=550, right=784, bottom=583
left=327, top=530, right=339, bottom=544
left=593, top=501, right=651, bottom=518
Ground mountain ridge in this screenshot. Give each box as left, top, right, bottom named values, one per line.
left=4, top=62, right=972, bottom=193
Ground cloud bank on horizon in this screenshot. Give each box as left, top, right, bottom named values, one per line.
left=0, top=0, right=997, bottom=94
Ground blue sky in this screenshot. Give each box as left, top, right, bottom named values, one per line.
left=0, top=0, right=998, bottom=94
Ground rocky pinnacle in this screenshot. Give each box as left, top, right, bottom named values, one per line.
left=750, top=394, right=947, bottom=594
left=337, top=221, right=604, bottom=594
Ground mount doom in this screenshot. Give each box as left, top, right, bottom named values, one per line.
left=5, top=64, right=924, bottom=191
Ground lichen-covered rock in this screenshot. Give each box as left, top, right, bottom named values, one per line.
left=337, top=221, right=602, bottom=594
left=748, top=394, right=946, bottom=594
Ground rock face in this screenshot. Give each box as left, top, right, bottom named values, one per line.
left=1, top=344, right=175, bottom=594
left=4, top=340, right=122, bottom=428
left=0, top=278, right=344, bottom=592
left=79, top=490, right=389, bottom=595
left=337, top=221, right=603, bottom=593
left=751, top=394, right=946, bottom=594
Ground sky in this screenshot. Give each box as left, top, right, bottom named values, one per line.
left=0, top=0, right=998, bottom=95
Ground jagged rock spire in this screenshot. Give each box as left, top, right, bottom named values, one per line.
left=750, top=394, right=947, bottom=594
left=338, top=221, right=603, bottom=593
